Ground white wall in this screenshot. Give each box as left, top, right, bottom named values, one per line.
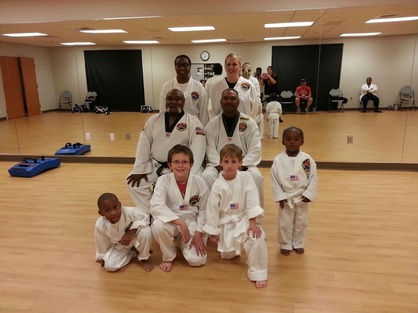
left=1, top=34, right=417, bottom=119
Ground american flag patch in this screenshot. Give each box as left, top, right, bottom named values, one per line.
left=290, top=175, right=299, bottom=181
left=230, top=203, right=239, bottom=210
left=195, top=127, right=205, bottom=136
left=180, top=204, right=188, bottom=211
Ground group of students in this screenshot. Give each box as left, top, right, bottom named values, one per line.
left=94, top=51, right=318, bottom=289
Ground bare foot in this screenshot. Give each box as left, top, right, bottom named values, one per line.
left=255, top=280, right=268, bottom=288
left=280, top=249, right=291, bottom=256
left=139, top=259, right=154, bottom=272
left=159, top=260, right=173, bottom=272
left=294, top=248, right=305, bottom=255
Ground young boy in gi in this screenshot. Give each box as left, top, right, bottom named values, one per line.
left=270, top=126, right=318, bottom=256
left=203, top=143, right=268, bottom=288
left=150, top=144, right=208, bottom=272
left=265, top=93, right=282, bottom=139
left=94, top=193, right=154, bottom=272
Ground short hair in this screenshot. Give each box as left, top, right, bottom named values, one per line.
left=168, top=144, right=194, bottom=163
left=174, top=54, right=192, bottom=65
left=213, top=63, right=223, bottom=75
left=221, top=88, right=239, bottom=98
left=282, top=126, right=304, bottom=139
left=269, top=93, right=278, bottom=101
left=256, top=67, right=262, bottom=72
left=224, top=53, right=242, bottom=66
left=219, top=144, right=243, bottom=161
left=97, top=192, right=117, bottom=208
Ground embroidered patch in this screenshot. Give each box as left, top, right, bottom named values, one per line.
left=191, top=91, right=200, bottom=100
left=239, top=122, right=247, bottom=132
left=180, top=204, right=189, bottom=211
left=302, top=158, right=311, bottom=173
left=230, top=203, right=239, bottom=210
left=241, top=82, right=250, bottom=91
left=290, top=175, right=299, bottom=181
left=189, top=195, right=199, bottom=207
left=195, top=127, right=205, bottom=136
left=177, top=123, right=187, bottom=131
left=240, top=116, right=249, bottom=121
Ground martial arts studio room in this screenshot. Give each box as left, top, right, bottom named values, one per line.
left=1, top=0, right=418, bottom=312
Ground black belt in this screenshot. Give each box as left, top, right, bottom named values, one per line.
left=155, top=160, right=169, bottom=176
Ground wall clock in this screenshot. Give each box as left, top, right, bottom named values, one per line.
left=200, top=51, right=210, bottom=61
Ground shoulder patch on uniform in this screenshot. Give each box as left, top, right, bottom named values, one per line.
left=239, top=122, right=248, bottom=132
left=239, top=116, right=249, bottom=120
left=189, top=195, right=199, bottom=206
left=191, top=91, right=200, bottom=100
left=241, top=82, right=250, bottom=91
left=302, top=158, right=311, bottom=172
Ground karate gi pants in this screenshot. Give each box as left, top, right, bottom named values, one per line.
left=151, top=219, right=207, bottom=267
left=279, top=201, right=309, bottom=250
left=267, top=113, right=280, bottom=138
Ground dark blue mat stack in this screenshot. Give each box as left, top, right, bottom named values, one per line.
left=55, top=142, right=91, bottom=155
left=8, top=157, right=61, bottom=177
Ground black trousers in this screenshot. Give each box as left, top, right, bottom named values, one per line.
left=361, top=93, right=379, bottom=110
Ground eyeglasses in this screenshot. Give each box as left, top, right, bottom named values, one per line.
left=175, top=63, right=190, bottom=68
left=171, top=161, right=190, bottom=165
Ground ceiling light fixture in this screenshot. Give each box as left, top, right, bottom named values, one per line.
left=80, top=29, right=127, bottom=34
left=169, top=26, right=215, bottom=32
left=123, top=40, right=159, bottom=44
left=366, top=16, right=418, bottom=23
left=2, top=32, right=47, bottom=37
left=100, top=16, right=161, bottom=20
left=60, top=42, right=96, bottom=46
left=191, top=38, right=226, bottom=43
left=265, top=22, right=314, bottom=28
left=340, top=32, right=381, bottom=37
left=264, top=36, right=301, bottom=41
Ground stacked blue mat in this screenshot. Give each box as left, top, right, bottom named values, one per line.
left=55, top=142, right=91, bottom=155
left=8, top=157, right=61, bottom=177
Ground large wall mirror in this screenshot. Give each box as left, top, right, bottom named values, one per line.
left=1, top=3, right=418, bottom=163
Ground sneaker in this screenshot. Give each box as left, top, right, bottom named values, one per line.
left=279, top=117, right=283, bottom=123
left=297, top=108, right=301, bottom=114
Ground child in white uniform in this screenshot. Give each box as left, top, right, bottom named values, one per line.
left=151, top=144, right=208, bottom=272
left=203, top=144, right=268, bottom=288
left=94, top=193, right=153, bottom=272
left=270, top=127, right=318, bottom=255
left=265, top=93, right=282, bottom=139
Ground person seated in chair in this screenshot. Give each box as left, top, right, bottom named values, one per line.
left=295, top=79, right=313, bottom=113
left=360, top=77, right=381, bottom=113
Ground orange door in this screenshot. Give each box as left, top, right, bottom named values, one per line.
left=0, top=56, right=25, bottom=119
left=19, top=57, right=41, bottom=116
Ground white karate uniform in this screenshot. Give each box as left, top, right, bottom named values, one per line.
left=127, top=112, right=206, bottom=218
left=203, top=171, right=268, bottom=282
left=202, top=112, right=264, bottom=206
left=159, top=77, right=209, bottom=126
left=270, top=150, right=318, bottom=250
left=205, top=75, right=225, bottom=120
left=266, top=100, right=282, bottom=138
left=94, top=207, right=153, bottom=272
left=209, top=76, right=259, bottom=119
left=248, top=76, right=264, bottom=139
left=150, top=173, right=208, bottom=266
left=359, top=83, right=378, bottom=100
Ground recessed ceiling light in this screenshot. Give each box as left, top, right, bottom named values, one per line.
left=340, top=32, right=381, bottom=37
left=169, top=26, right=215, bottom=32
left=264, top=36, right=301, bottom=41
left=2, top=32, right=47, bottom=37
left=80, top=29, right=127, bottom=34
left=191, top=38, right=226, bottom=43
left=366, top=16, right=418, bottom=23
left=123, top=40, right=159, bottom=44
left=60, top=42, right=96, bottom=46
left=265, top=22, right=314, bottom=28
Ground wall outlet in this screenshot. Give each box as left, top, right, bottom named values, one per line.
left=125, top=133, right=131, bottom=140
left=347, top=135, right=353, bottom=144
left=110, top=133, right=115, bottom=141
left=85, top=132, right=91, bottom=140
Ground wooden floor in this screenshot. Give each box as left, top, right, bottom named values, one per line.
left=1, top=109, right=418, bottom=163
left=1, top=162, right=418, bottom=313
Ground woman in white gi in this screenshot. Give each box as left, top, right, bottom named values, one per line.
left=203, top=144, right=268, bottom=288
left=94, top=193, right=153, bottom=272
left=265, top=93, right=282, bottom=139
left=209, top=53, right=258, bottom=119
left=151, top=145, right=208, bottom=272
left=270, top=127, right=318, bottom=255
left=159, top=55, right=209, bottom=126
left=126, top=89, right=206, bottom=223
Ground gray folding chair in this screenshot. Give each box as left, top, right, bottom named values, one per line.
left=399, top=86, right=416, bottom=110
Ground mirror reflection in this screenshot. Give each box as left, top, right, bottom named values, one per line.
left=0, top=5, right=417, bottom=164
